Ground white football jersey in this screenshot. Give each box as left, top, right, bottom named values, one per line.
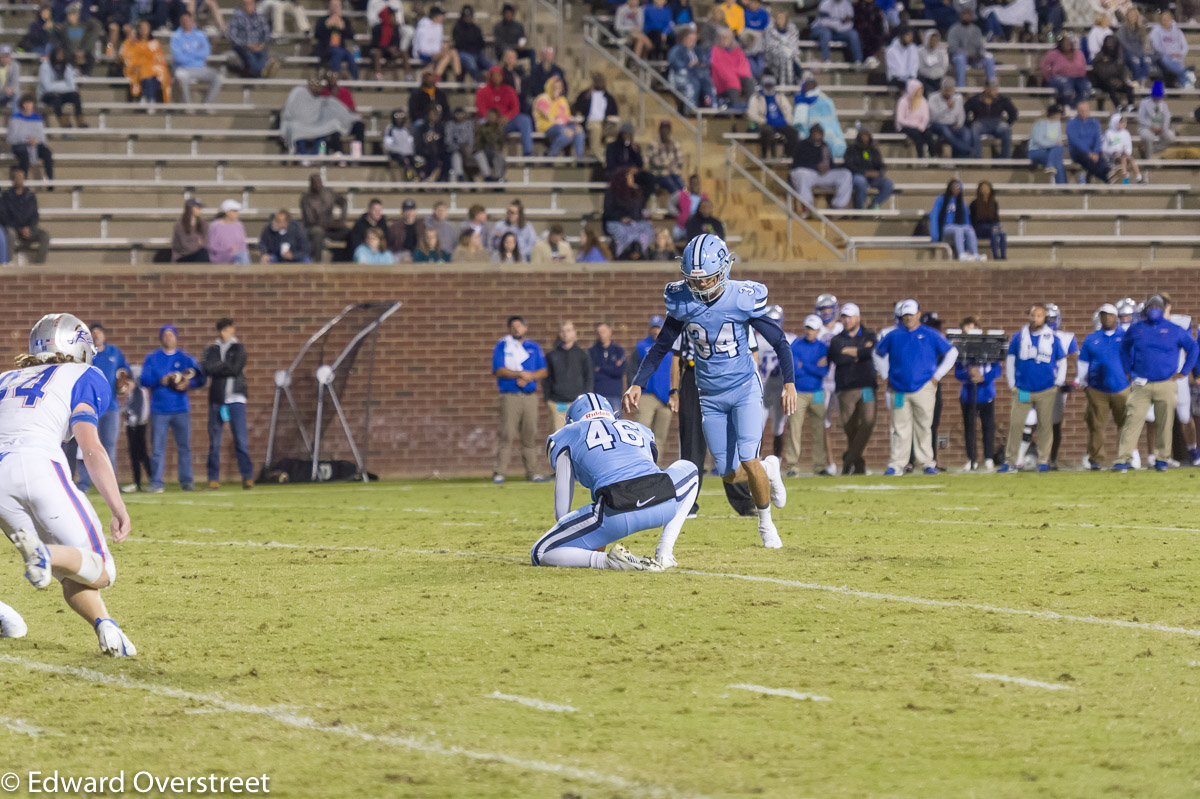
left=0, top=362, right=110, bottom=465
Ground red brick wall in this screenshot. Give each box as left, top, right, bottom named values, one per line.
left=2, top=263, right=1192, bottom=479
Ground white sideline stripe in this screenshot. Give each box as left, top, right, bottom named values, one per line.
left=0, top=656, right=697, bottom=799
left=816, top=484, right=945, bottom=492
left=127, top=537, right=384, bottom=552
left=675, top=570, right=1200, bottom=638
left=0, top=716, right=63, bottom=737
left=487, top=692, right=578, bottom=713
left=727, top=684, right=831, bottom=702
left=918, top=517, right=1200, bottom=535
left=973, top=673, right=1074, bottom=691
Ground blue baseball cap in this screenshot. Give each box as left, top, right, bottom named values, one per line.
left=159, top=324, right=178, bottom=340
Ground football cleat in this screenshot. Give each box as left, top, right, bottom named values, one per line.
left=1112, top=462, right=1130, bottom=473
left=606, top=545, right=663, bottom=572
left=1037, top=463, right=1050, bottom=472
left=759, top=520, right=783, bottom=549
left=10, top=528, right=52, bottom=589
left=762, top=455, right=787, bottom=508
left=94, top=618, right=137, bottom=657
left=1155, top=460, right=1170, bottom=471
left=923, top=466, right=939, bottom=475
left=654, top=551, right=678, bottom=570
left=883, top=467, right=899, bottom=476
left=0, top=604, right=27, bottom=639
left=996, top=463, right=1015, bottom=473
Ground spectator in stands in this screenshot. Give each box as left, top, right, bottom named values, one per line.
left=349, top=197, right=388, bottom=254
left=1086, top=13, right=1113, bottom=60
left=0, top=47, right=21, bottom=111
left=1067, top=100, right=1109, bottom=182
left=741, top=0, right=769, bottom=76
left=207, top=199, right=249, bottom=264
left=453, top=5, right=490, bottom=80
left=202, top=318, right=253, bottom=490
left=918, top=30, right=949, bottom=96
left=1041, top=34, right=1091, bottom=107
left=492, top=4, right=529, bottom=61
left=474, top=108, right=507, bottom=181
left=490, top=200, right=537, bottom=258
left=170, top=12, right=221, bottom=106
left=885, top=27, right=919, bottom=89
left=845, top=128, right=893, bottom=210
left=171, top=198, right=209, bottom=262
left=282, top=77, right=362, bottom=157
left=748, top=74, right=797, bottom=159
left=812, top=0, right=863, bottom=64
left=367, top=0, right=411, bottom=79
left=1103, top=112, right=1141, bottom=183
left=577, top=225, right=612, bottom=262
left=589, top=322, right=625, bottom=409
left=412, top=226, right=451, bottom=262
left=683, top=196, right=725, bottom=239
left=1091, top=34, right=1134, bottom=110
left=383, top=108, right=415, bottom=176
left=1028, top=104, right=1066, bottom=183
left=673, top=0, right=695, bottom=26
left=954, top=316, right=1000, bottom=472
left=172, top=0, right=227, bottom=36
left=121, top=20, right=171, bottom=103
left=647, top=227, right=677, bottom=260
left=543, top=321, right=592, bottom=432
left=142, top=324, right=205, bottom=492
left=460, top=203, right=490, bottom=245
left=929, top=77, right=973, bottom=157
left=792, top=71, right=846, bottom=158
left=1150, top=12, right=1191, bottom=88
left=699, top=5, right=725, bottom=53
left=929, top=178, right=980, bottom=260
left=789, top=124, right=853, bottom=209
left=984, top=0, right=1038, bottom=39
left=763, top=11, right=800, bottom=85
left=668, top=26, right=713, bottom=109
left=444, top=106, right=476, bottom=181
left=606, top=122, right=644, bottom=173
left=229, top=0, right=278, bottom=78
left=8, top=96, right=54, bottom=182
left=313, top=0, right=359, bottom=80
left=646, top=120, right=685, bottom=193
left=54, top=3, right=98, bottom=76
left=299, top=175, right=346, bottom=261
left=718, top=0, right=744, bottom=34
left=1117, top=8, right=1151, bottom=86
left=411, top=6, right=459, bottom=80
left=258, top=209, right=313, bottom=263
left=604, top=167, right=654, bottom=259
left=668, top=173, right=705, bottom=238
left=643, top=0, right=676, bottom=59
left=387, top=198, right=419, bottom=257
left=354, top=227, right=396, bottom=263
left=37, top=48, right=84, bottom=127
left=854, top=0, right=886, bottom=67
left=20, top=3, right=53, bottom=56
left=533, top=76, right=585, bottom=158
left=495, top=232, right=522, bottom=263
left=616, top=0, right=653, bottom=57
left=531, top=224, right=575, bottom=264
left=321, top=70, right=354, bottom=110
left=572, top=73, right=620, bottom=160
left=259, top=0, right=309, bottom=35
left=529, top=46, right=567, bottom=103
left=711, top=28, right=754, bottom=109
left=948, top=10, right=996, bottom=87
left=1138, top=81, right=1174, bottom=156
left=418, top=202, right=455, bottom=254
left=0, top=167, right=47, bottom=264
left=969, top=180, right=1006, bottom=259
left=453, top=229, right=490, bottom=263
left=477, top=65, right=533, bottom=157
left=965, top=79, right=1017, bottom=158
left=895, top=79, right=931, bottom=158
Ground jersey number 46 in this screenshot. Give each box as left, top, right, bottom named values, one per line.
left=585, top=420, right=646, bottom=451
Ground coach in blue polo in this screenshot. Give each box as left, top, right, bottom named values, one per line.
left=1078, top=303, right=1128, bottom=469
left=1000, top=303, right=1065, bottom=473
left=875, top=299, right=958, bottom=476
left=492, top=315, right=549, bottom=484
left=77, top=322, right=131, bottom=492
left=1114, top=294, right=1199, bottom=471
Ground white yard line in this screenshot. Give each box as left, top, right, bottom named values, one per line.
left=934, top=506, right=981, bottom=511
left=487, top=692, right=578, bottom=713
left=918, top=518, right=1200, bottom=535
left=973, top=673, right=1074, bottom=691
left=126, top=538, right=384, bottom=552
left=816, top=484, right=946, bottom=492
left=0, top=716, right=63, bottom=737
left=726, top=684, right=831, bottom=702
left=0, top=656, right=697, bottom=799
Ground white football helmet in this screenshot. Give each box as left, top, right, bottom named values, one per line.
left=28, top=313, right=95, bottom=365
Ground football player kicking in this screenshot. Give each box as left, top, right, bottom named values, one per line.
left=0, top=313, right=136, bottom=656
left=625, top=234, right=796, bottom=548
left=531, top=393, right=700, bottom=570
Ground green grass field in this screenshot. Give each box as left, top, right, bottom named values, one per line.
left=4, top=472, right=1200, bottom=798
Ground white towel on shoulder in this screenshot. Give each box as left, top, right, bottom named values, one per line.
left=501, top=335, right=530, bottom=371
left=1018, top=325, right=1054, bottom=364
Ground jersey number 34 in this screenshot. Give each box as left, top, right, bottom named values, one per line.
left=686, top=322, right=739, bottom=360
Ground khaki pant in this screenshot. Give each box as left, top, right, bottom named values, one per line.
left=1085, top=387, right=1129, bottom=465
left=638, top=393, right=673, bottom=446
left=888, top=380, right=937, bottom=471
left=585, top=119, right=615, bottom=160
left=1006, top=386, right=1056, bottom=467
left=545, top=400, right=568, bottom=434
left=784, top=391, right=827, bottom=472
left=837, top=387, right=877, bottom=472
left=1117, top=380, right=1177, bottom=464
left=495, top=393, right=540, bottom=478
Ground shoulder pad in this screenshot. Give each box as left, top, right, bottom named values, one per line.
left=664, top=280, right=692, bottom=316
left=733, top=280, right=770, bottom=314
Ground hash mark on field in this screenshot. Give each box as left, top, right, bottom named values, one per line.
left=974, top=673, right=1074, bottom=691
left=0, top=656, right=698, bottom=799
left=0, top=716, right=63, bottom=738
left=727, top=684, right=832, bottom=702
left=935, top=506, right=981, bottom=511
left=487, top=692, right=578, bottom=713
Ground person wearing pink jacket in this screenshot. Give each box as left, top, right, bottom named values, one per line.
left=710, top=28, right=754, bottom=108
left=895, top=78, right=931, bottom=157
left=1040, top=35, right=1092, bottom=107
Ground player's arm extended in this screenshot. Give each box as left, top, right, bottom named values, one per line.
left=552, top=449, right=574, bottom=521
left=630, top=317, right=685, bottom=388
left=748, top=316, right=795, bottom=384
left=72, top=403, right=131, bottom=543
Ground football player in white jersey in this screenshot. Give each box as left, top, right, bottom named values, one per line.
left=0, top=313, right=136, bottom=656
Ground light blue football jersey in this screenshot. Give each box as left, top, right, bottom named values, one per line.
left=547, top=415, right=660, bottom=499
left=664, top=278, right=770, bottom=393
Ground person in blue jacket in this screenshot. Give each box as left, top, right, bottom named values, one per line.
left=999, top=303, right=1065, bottom=473
left=1078, top=303, right=1128, bottom=470
left=1066, top=100, right=1109, bottom=183
left=140, top=324, right=206, bottom=492
left=1114, top=294, right=1200, bottom=471
left=784, top=314, right=830, bottom=475
left=954, top=316, right=1002, bottom=472
left=929, top=178, right=980, bottom=260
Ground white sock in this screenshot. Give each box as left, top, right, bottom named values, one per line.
left=658, top=480, right=699, bottom=559
left=539, top=548, right=607, bottom=569
left=757, top=505, right=772, bottom=525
